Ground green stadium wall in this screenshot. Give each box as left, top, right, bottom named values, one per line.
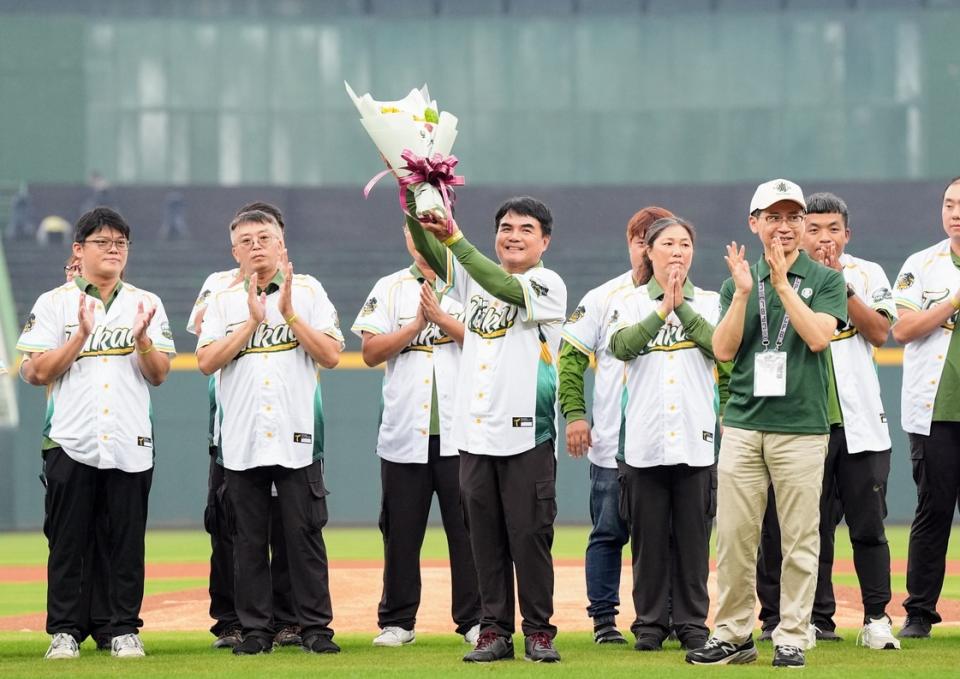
left=3, top=365, right=923, bottom=531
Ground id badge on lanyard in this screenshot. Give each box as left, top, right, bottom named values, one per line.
left=753, top=277, right=800, bottom=398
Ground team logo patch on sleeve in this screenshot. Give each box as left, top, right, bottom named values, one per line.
left=702, top=431, right=714, bottom=443
left=567, top=305, right=586, bottom=323
left=896, top=273, right=915, bottom=290
left=511, top=417, right=533, bottom=428
left=194, top=289, right=211, bottom=308
left=607, top=310, right=619, bottom=326
left=872, top=288, right=892, bottom=303
left=22, top=313, right=36, bottom=334
left=360, top=297, right=378, bottom=316
left=529, top=279, right=549, bottom=297
left=293, top=432, right=313, bottom=444
left=137, top=436, right=153, bottom=448
left=161, top=321, right=173, bottom=340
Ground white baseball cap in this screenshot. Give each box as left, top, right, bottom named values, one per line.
left=750, top=179, right=806, bottom=213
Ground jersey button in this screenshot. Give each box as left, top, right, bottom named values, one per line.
left=475, top=418, right=482, bottom=424
left=266, top=432, right=274, bottom=438
left=102, top=434, right=109, bottom=441
left=264, top=379, right=270, bottom=386
left=265, top=405, right=272, bottom=412
left=103, top=408, right=109, bottom=415
left=103, top=383, right=109, bottom=389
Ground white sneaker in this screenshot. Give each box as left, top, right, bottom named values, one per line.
left=44, top=633, right=79, bottom=659
left=373, top=626, right=415, bottom=647
left=463, top=624, right=481, bottom=645
left=111, top=633, right=146, bottom=657
left=858, top=616, right=901, bottom=650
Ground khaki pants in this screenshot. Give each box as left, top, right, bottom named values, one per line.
left=713, top=427, right=828, bottom=649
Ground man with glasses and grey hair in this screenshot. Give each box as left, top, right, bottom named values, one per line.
left=187, top=203, right=301, bottom=650
left=18, top=207, right=176, bottom=659
left=196, top=209, right=343, bottom=655
left=685, top=180, right=847, bottom=669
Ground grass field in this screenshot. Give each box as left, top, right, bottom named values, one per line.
left=2, top=526, right=959, bottom=676
left=1, top=631, right=959, bottom=678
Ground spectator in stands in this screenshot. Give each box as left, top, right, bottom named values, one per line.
left=5, top=184, right=34, bottom=240
left=80, top=171, right=112, bottom=217
left=558, top=206, right=673, bottom=646
left=160, top=191, right=189, bottom=240
left=892, top=176, right=960, bottom=639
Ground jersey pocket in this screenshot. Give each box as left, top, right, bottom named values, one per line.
left=535, top=479, right=557, bottom=533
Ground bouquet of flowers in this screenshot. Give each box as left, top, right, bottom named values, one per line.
left=345, top=81, right=463, bottom=226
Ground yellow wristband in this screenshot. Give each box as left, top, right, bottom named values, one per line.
left=951, top=297, right=960, bottom=311
left=285, top=313, right=298, bottom=325
left=442, top=230, right=464, bottom=247
left=137, top=342, right=154, bottom=355
left=656, top=308, right=668, bottom=321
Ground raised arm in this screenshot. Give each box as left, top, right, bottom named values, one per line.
left=712, top=243, right=752, bottom=363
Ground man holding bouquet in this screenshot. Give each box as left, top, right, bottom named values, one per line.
left=405, top=194, right=566, bottom=664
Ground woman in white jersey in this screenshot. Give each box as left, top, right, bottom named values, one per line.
left=608, top=217, right=720, bottom=653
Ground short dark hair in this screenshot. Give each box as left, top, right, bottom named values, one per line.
left=944, top=177, right=960, bottom=199
left=494, top=197, right=553, bottom=236
left=805, top=192, right=849, bottom=229
left=74, top=207, right=130, bottom=243
left=236, top=201, right=284, bottom=231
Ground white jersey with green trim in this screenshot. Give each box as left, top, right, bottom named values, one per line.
left=198, top=273, right=343, bottom=471
left=16, top=281, right=176, bottom=472
left=351, top=268, right=463, bottom=463
left=561, top=270, right=634, bottom=469
left=440, top=252, right=566, bottom=457
left=187, top=268, right=241, bottom=449
left=830, top=253, right=895, bottom=453
left=609, top=284, right=720, bottom=469
left=894, top=239, right=960, bottom=435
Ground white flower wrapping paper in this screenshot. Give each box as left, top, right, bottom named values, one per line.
left=345, top=81, right=461, bottom=221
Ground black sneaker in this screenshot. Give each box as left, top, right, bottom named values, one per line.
left=685, top=637, right=758, bottom=665
left=524, top=632, right=560, bottom=663
left=593, top=622, right=627, bottom=645
left=772, top=644, right=805, bottom=668
left=758, top=627, right=775, bottom=642
left=302, top=634, right=340, bottom=654
left=679, top=635, right=708, bottom=651
left=212, top=628, right=242, bottom=649
left=232, top=635, right=273, bottom=655
left=274, top=625, right=303, bottom=647
left=633, top=634, right=662, bottom=652
left=463, top=630, right=514, bottom=662
left=898, top=615, right=932, bottom=639
left=814, top=625, right=843, bottom=642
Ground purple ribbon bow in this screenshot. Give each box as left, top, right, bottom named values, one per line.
left=363, top=149, right=465, bottom=235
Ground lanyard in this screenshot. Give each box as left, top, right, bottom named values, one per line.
left=757, top=276, right=801, bottom=352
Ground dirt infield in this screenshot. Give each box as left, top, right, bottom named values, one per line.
left=2, top=560, right=960, bottom=634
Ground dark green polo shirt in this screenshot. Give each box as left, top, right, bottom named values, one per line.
left=719, top=250, right=847, bottom=434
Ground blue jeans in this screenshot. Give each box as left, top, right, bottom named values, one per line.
left=585, top=463, right=630, bottom=620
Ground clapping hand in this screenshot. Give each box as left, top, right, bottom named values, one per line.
left=247, top=272, right=267, bottom=325
left=132, top=300, right=156, bottom=341
left=77, top=293, right=96, bottom=338
left=724, top=241, right=753, bottom=295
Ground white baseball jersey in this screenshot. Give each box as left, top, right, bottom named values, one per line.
left=187, top=268, right=241, bottom=448
left=16, top=279, right=176, bottom=472
left=440, top=251, right=567, bottom=456
left=198, top=272, right=343, bottom=471
left=610, top=283, right=720, bottom=469
left=830, top=253, right=895, bottom=453
left=351, top=267, right=463, bottom=463
left=561, top=270, right=634, bottom=469
left=895, top=239, right=960, bottom=435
